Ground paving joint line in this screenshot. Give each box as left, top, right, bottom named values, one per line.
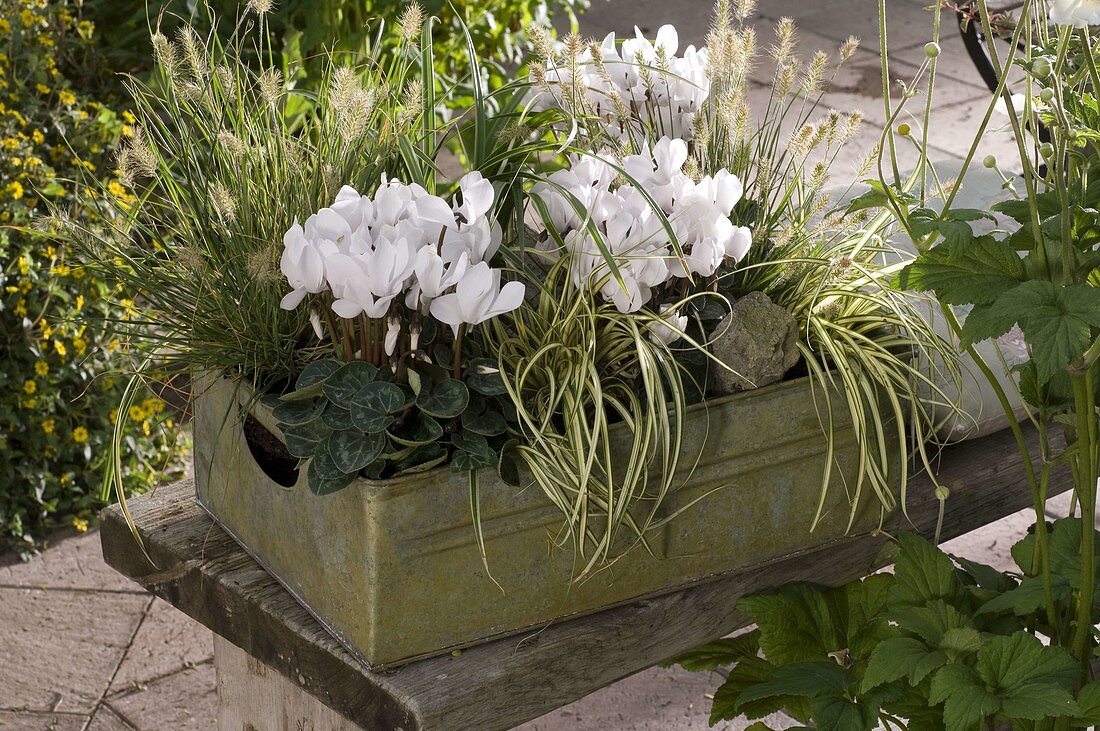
left=0, top=583, right=147, bottom=595
left=81, top=595, right=155, bottom=731
left=105, top=657, right=216, bottom=701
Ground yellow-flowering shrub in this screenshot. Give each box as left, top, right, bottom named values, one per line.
left=0, top=0, right=184, bottom=555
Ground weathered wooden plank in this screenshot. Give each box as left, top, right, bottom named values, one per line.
left=100, top=424, right=1068, bottom=731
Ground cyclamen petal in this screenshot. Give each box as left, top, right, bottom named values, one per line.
left=726, top=226, right=753, bottom=263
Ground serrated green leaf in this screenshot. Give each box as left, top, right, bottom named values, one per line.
left=958, top=301, right=1019, bottom=349
left=735, top=661, right=847, bottom=708
left=952, top=555, right=1016, bottom=593
left=417, top=378, right=470, bottom=419
left=863, top=637, right=944, bottom=690
left=897, top=236, right=1025, bottom=306
left=928, top=664, right=1000, bottom=731
left=977, top=575, right=1071, bottom=616
left=976, top=632, right=1080, bottom=692
left=810, top=692, right=878, bottom=731
left=325, top=430, right=385, bottom=474
left=1000, top=682, right=1079, bottom=722
left=889, top=533, right=968, bottom=611
left=1074, top=681, right=1100, bottom=725
left=739, top=585, right=842, bottom=665
left=891, top=600, right=973, bottom=646
left=710, top=656, right=786, bottom=724
left=349, top=382, right=406, bottom=433
left=322, top=361, right=378, bottom=403
left=992, top=192, right=1062, bottom=224
left=992, top=282, right=1100, bottom=383
left=663, top=631, right=761, bottom=671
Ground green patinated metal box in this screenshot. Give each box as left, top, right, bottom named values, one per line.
left=194, top=374, right=896, bottom=669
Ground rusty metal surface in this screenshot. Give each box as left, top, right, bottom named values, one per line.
left=194, top=375, right=895, bottom=668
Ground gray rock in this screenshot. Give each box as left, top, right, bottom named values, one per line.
left=709, top=291, right=800, bottom=394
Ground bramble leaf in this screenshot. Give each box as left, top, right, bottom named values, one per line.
left=897, top=235, right=1025, bottom=306
left=862, top=637, right=945, bottom=690
left=663, top=631, right=760, bottom=671
left=889, top=533, right=967, bottom=611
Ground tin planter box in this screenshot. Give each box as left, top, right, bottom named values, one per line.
left=194, top=374, right=897, bottom=669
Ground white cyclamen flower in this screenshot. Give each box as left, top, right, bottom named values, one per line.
left=1050, top=0, right=1100, bottom=26
left=648, top=304, right=688, bottom=346
left=429, top=262, right=525, bottom=335
left=992, top=93, right=1028, bottom=118
left=279, top=221, right=327, bottom=310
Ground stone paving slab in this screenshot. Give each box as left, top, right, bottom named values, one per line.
left=0, top=531, right=143, bottom=594
left=110, top=599, right=214, bottom=694
left=105, top=664, right=216, bottom=731
left=84, top=707, right=135, bottom=731
left=0, top=588, right=149, bottom=715
left=0, top=711, right=87, bottom=731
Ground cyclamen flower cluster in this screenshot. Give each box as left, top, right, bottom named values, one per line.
left=539, top=25, right=709, bottom=141
left=533, top=137, right=752, bottom=314
left=279, top=173, right=524, bottom=350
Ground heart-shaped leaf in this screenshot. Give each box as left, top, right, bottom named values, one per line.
left=394, top=443, right=448, bottom=475
left=307, top=457, right=356, bottom=495
left=325, top=430, right=385, bottom=474
left=296, top=359, right=341, bottom=390
left=273, top=397, right=325, bottom=426
left=417, top=378, right=470, bottom=419
left=310, top=447, right=349, bottom=481
left=388, top=413, right=444, bottom=447
left=323, top=361, right=378, bottom=403
left=466, top=358, right=509, bottom=396
left=463, top=409, right=508, bottom=436
left=452, top=431, right=496, bottom=470
left=349, top=382, right=406, bottom=433
left=321, top=403, right=356, bottom=431
left=282, top=420, right=332, bottom=459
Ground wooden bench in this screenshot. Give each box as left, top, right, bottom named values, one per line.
left=100, top=423, right=1067, bottom=730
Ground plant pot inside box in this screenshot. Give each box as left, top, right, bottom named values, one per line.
left=194, top=373, right=898, bottom=669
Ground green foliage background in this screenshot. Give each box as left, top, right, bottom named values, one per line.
left=0, top=0, right=183, bottom=556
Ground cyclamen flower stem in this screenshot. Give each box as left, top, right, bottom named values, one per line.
left=322, top=306, right=342, bottom=356
left=452, top=324, right=466, bottom=381
left=359, top=314, right=371, bottom=363
left=342, top=318, right=357, bottom=362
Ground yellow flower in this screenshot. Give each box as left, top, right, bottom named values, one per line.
left=41, top=419, right=55, bottom=434
left=107, top=181, right=126, bottom=198
left=41, top=323, right=53, bottom=339
left=74, top=294, right=84, bottom=310
left=51, top=264, right=71, bottom=277
left=13, top=300, right=27, bottom=317
left=142, top=420, right=151, bottom=436
left=22, top=398, right=37, bottom=409
left=35, top=83, right=50, bottom=95
left=4, top=181, right=24, bottom=200
left=72, top=337, right=87, bottom=356
left=109, top=408, right=119, bottom=424
left=19, top=9, right=35, bottom=27
left=121, top=125, right=133, bottom=137
left=60, top=474, right=70, bottom=486
left=53, top=340, right=66, bottom=357
left=34, top=360, right=48, bottom=376
left=58, top=90, right=76, bottom=106
left=122, top=111, right=136, bottom=124
left=31, top=130, right=44, bottom=144
left=0, top=18, right=10, bottom=33
left=72, top=426, right=89, bottom=444
left=23, top=379, right=36, bottom=394
left=71, top=516, right=89, bottom=532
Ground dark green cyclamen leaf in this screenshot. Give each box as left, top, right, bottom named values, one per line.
left=273, top=397, right=326, bottom=426
left=417, top=378, right=470, bottom=419
left=310, top=447, right=347, bottom=480
left=325, top=430, right=385, bottom=475
left=321, top=403, right=356, bottom=431
left=888, top=532, right=967, bottom=611
left=322, top=361, right=378, bottom=403
left=466, top=358, right=509, bottom=396
left=896, top=235, right=1025, bottom=306
left=462, top=409, right=508, bottom=436
left=296, top=359, right=342, bottom=390
left=306, top=457, right=356, bottom=496
left=349, top=382, right=406, bottom=433
left=497, top=439, right=522, bottom=488
left=282, top=420, right=332, bottom=459
left=387, top=413, right=444, bottom=447
left=452, top=447, right=497, bottom=472
left=662, top=630, right=760, bottom=671
left=393, top=443, right=448, bottom=476
left=361, top=459, right=386, bottom=480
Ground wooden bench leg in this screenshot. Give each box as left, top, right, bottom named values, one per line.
left=213, top=635, right=364, bottom=731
